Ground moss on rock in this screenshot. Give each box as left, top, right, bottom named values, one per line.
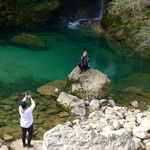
left=9, top=33, right=49, bottom=50
left=101, top=0, right=150, bottom=59
left=2, top=0, right=61, bottom=26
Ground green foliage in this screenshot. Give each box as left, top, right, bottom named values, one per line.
left=31, top=0, right=60, bottom=11
left=102, top=0, right=150, bottom=59
left=4, top=0, right=60, bottom=26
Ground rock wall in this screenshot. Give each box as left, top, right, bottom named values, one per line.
left=101, top=0, right=150, bottom=59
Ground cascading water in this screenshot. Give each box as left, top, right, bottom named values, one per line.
left=93, top=0, right=104, bottom=20
left=67, top=0, right=105, bottom=29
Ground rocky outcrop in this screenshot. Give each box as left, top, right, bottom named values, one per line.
left=44, top=98, right=150, bottom=150
left=9, top=33, right=49, bottom=50
left=43, top=124, right=135, bottom=150
left=66, top=66, right=111, bottom=100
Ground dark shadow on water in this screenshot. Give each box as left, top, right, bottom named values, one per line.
left=0, top=76, right=51, bottom=99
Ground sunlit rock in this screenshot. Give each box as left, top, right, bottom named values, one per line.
left=66, top=66, right=111, bottom=100
left=43, top=125, right=135, bottom=150
left=57, top=92, right=85, bottom=116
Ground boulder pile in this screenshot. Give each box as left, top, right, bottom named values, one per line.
left=43, top=99, right=150, bottom=150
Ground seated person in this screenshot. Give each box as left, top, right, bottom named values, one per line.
left=78, top=50, right=90, bottom=73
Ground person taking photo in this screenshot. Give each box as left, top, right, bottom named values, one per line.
left=19, top=93, right=36, bottom=148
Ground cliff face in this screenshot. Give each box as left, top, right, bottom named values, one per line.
left=0, top=0, right=60, bottom=26
left=101, top=0, right=150, bottom=59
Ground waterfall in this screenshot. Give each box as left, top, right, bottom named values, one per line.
left=67, top=0, right=105, bottom=29
left=93, top=0, right=104, bottom=20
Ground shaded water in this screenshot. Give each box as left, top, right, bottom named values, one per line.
left=0, top=25, right=150, bottom=102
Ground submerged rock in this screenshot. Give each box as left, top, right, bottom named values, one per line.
left=37, top=84, right=58, bottom=98
left=66, top=66, right=111, bottom=100
left=9, top=33, right=49, bottom=50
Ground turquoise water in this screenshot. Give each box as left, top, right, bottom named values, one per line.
left=0, top=25, right=150, bottom=99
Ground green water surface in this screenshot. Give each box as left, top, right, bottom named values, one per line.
left=0, top=25, right=150, bottom=101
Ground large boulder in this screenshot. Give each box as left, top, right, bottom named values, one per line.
left=57, top=92, right=85, bottom=116
left=66, top=66, right=111, bottom=100
left=42, top=124, right=135, bottom=150
left=9, top=33, right=49, bottom=50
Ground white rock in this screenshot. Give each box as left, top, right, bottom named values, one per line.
left=132, top=137, right=145, bottom=150
left=125, top=114, right=136, bottom=122
left=0, top=145, right=9, bottom=150
left=112, top=120, right=122, bottom=130
left=105, top=107, right=117, bottom=120
left=146, top=142, right=150, bottom=150
left=140, top=115, right=150, bottom=132
left=124, top=122, right=136, bottom=133
left=102, top=125, right=115, bottom=132
left=73, top=119, right=81, bottom=125
left=89, top=99, right=100, bottom=111
left=131, top=101, right=138, bottom=108
left=136, top=113, right=144, bottom=125
left=57, top=92, right=85, bottom=116
left=88, top=111, right=104, bottom=121
left=99, top=99, right=108, bottom=107
left=107, top=99, right=116, bottom=107
left=133, top=126, right=150, bottom=139
left=43, top=125, right=135, bottom=150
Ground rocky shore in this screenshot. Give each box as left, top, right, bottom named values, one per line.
left=0, top=67, right=150, bottom=150
left=42, top=99, right=146, bottom=150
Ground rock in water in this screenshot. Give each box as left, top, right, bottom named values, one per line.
left=66, top=66, right=111, bottom=100
left=9, top=33, right=49, bottom=50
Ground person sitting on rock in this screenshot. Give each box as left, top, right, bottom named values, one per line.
left=78, top=50, right=90, bottom=73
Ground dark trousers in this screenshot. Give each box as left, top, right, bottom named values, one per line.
left=21, top=124, right=33, bottom=146
left=78, top=63, right=90, bottom=71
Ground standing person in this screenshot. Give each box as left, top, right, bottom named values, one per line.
left=19, top=93, right=36, bottom=148
left=78, top=50, right=90, bottom=73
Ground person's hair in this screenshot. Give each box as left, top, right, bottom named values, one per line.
left=84, top=51, right=88, bottom=55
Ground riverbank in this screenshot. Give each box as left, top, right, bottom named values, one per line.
left=0, top=67, right=149, bottom=150
left=8, top=98, right=150, bottom=150
left=101, top=0, right=150, bottom=59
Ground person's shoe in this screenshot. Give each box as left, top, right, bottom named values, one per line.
left=27, top=144, right=34, bottom=148
left=23, top=144, right=27, bottom=148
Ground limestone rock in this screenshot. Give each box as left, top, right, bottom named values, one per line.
left=66, top=66, right=111, bottom=100
left=89, top=99, right=100, bottom=111
left=133, top=137, right=145, bottom=150
left=42, top=124, right=135, bottom=150
left=57, top=92, right=85, bottom=116
left=0, top=145, right=9, bottom=150
left=133, top=126, right=150, bottom=139
left=131, top=101, right=139, bottom=108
